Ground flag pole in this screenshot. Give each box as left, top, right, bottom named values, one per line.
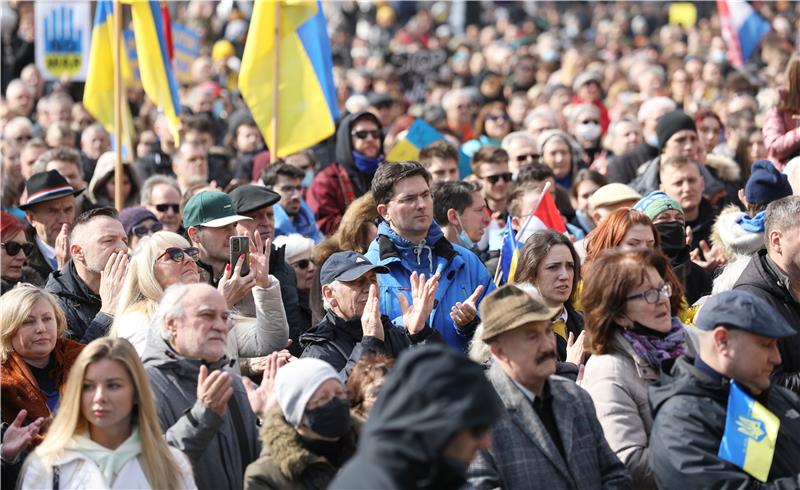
left=270, top=0, right=280, bottom=164
left=113, top=0, right=124, bottom=211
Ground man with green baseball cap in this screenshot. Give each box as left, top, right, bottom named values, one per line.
left=184, top=191, right=252, bottom=285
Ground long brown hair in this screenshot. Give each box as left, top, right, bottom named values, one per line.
left=778, top=54, right=800, bottom=114
left=582, top=248, right=683, bottom=355
left=515, top=230, right=581, bottom=304
left=584, top=208, right=659, bottom=265
left=474, top=101, right=508, bottom=137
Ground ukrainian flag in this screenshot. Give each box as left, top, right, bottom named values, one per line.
left=84, top=0, right=134, bottom=157
left=126, top=0, right=181, bottom=145
left=718, top=381, right=780, bottom=482
left=239, top=0, right=339, bottom=158
left=499, top=216, right=519, bottom=285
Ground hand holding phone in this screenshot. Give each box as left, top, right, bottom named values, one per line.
left=230, top=236, right=250, bottom=277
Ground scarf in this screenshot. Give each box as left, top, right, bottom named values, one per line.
left=67, top=427, right=142, bottom=485
left=377, top=221, right=444, bottom=275
left=352, top=152, right=382, bottom=174
left=738, top=210, right=766, bottom=233
left=621, top=318, right=686, bottom=369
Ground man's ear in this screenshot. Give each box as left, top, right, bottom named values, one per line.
left=69, top=243, right=82, bottom=262
left=446, top=208, right=460, bottom=227
left=165, top=316, right=178, bottom=340
left=712, top=326, right=731, bottom=355
left=376, top=203, right=390, bottom=224
left=510, top=215, right=520, bottom=232
left=488, top=339, right=505, bottom=363
left=186, top=226, right=200, bottom=245
left=768, top=229, right=782, bottom=255
left=321, top=284, right=337, bottom=308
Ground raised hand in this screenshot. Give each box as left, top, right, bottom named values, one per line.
left=450, top=284, right=484, bottom=328
left=361, top=284, right=383, bottom=341
left=691, top=240, right=726, bottom=273
left=197, top=365, right=233, bottom=417
left=0, top=410, right=45, bottom=461
left=99, top=251, right=128, bottom=316
left=398, top=272, right=440, bottom=335
left=218, top=255, right=258, bottom=308
left=566, top=330, right=586, bottom=366
left=243, top=350, right=291, bottom=416
left=55, top=223, right=70, bottom=269
left=249, top=231, right=272, bottom=288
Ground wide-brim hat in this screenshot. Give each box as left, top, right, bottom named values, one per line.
left=19, top=170, right=84, bottom=211
left=481, top=284, right=562, bottom=341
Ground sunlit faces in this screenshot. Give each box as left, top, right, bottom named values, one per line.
left=25, top=195, right=76, bottom=246
left=618, top=266, right=672, bottom=333
left=697, top=116, right=722, bottom=153
left=660, top=163, right=703, bottom=215
left=535, top=244, right=575, bottom=307
left=237, top=205, right=275, bottom=242
left=380, top=175, right=433, bottom=238
left=166, top=286, right=230, bottom=363
left=11, top=298, right=58, bottom=367
left=662, top=130, right=701, bottom=161
left=1, top=229, right=30, bottom=280
left=274, top=175, right=303, bottom=216
left=350, top=118, right=381, bottom=159
left=322, top=271, right=377, bottom=320
left=724, top=329, right=782, bottom=395
left=490, top=321, right=558, bottom=388
left=81, top=359, right=136, bottom=440
left=621, top=224, right=656, bottom=249
left=154, top=246, right=200, bottom=288
left=478, top=162, right=511, bottom=202
left=74, top=216, right=128, bottom=274
left=458, top=190, right=490, bottom=243
left=575, top=180, right=600, bottom=212
left=541, top=138, right=572, bottom=179
left=427, top=157, right=459, bottom=183
left=146, top=184, right=182, bottom=233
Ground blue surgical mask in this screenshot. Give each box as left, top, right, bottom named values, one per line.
left=542, top=49, right=560, bottom=63
left=302, top=170, right=314, bottom=188
left=456, top=216, right=475, bottom=249
left=646, top=134, right=659, bottom=147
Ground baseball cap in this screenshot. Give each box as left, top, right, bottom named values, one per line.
left=695, top=290, right=796, bottom=338
left=320, top=251, right=389, bottom=287
left=182, top=191, right=252, bottom=228
left=480, top=284, right=561, bottom=341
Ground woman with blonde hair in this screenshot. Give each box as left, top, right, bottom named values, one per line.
left=19, top=337, right=196, bottom=489
left=112, top=231, right=289, bottom=368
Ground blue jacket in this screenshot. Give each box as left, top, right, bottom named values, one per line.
left=366, top=222, right=495, bottom=352
left=274, top=200, right=323, bottom=243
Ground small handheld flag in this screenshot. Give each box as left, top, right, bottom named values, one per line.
left=718, top=381, right=780, bottom=482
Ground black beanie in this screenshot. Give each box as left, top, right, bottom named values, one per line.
left=656, top=110, right=697, bottom=152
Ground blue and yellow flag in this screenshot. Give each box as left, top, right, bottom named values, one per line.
left=718, top=381, right=780, bottom=482
left=239, top=0, right=339, bottom=158
left=84, top=0, right=134, bottom=157
left=499, top=216, right=519, bottom=285
left=126, top=0, right=181, bottom=145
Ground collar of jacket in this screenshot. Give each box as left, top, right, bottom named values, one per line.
left=49, top=260, right=100, bottom=304
left=196, top=259, right=218, bottom=287
left=376, top=234, right=457, bottom=264
left=159, top=338, right=233, bottom=378
left=763, top=251, right=800, bottom=304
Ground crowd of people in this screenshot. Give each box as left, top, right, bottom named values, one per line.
left=2, top=1, right=800, bottom=489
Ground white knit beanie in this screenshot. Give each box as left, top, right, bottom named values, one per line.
left=275, top=358, right=340, bottom=427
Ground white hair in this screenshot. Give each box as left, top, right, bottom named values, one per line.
left=345, top=94, right=369, bottom=114
left=152, top=283, right=193, bottom=340
left=441, top=87, right=478, bottom=111
left=524, top=107, right=558, bottom=130
left=501, top=131, right=537, bottom=151
left=321, top=280, right=342, bottom=312
left=2, top=116, right=33, bottom=139
left=637, top=97, right=676, bottom=122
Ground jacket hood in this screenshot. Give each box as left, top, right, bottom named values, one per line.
left=704, top=153, right=741, bottom=183
left=86, top=154, right=142, bottom=207
left=334, top=111, right=384, bottom=170
left=711, top=205, right=764, bottom=260
left=649, top=356, right=728, bottom=416
left=355, top=344, right=501, bottom=479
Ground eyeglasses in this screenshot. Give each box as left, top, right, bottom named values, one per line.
left=154, top=203, right=180, bottom=213
left=485, top=114, right=510, bottom=123
left=351, top=130, right=381, bottom=140
left=483, top=173, right=513, bottom=184
left=292, top=258, right=314, bottom=270
left=392, top=190, right=432, bottom=205
left=515, top=153, right=539, bottom=163
left=157, top=247, right=200, bottom=263
left=1, top=241, right=34, bottom=256
left=131, top=222, right=163, bottom=238
left=626, top=283, right=672, bottom=304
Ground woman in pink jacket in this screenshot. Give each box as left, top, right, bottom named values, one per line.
left=763, top=55, right=800, bottom=171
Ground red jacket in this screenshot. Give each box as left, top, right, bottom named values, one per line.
left=571, top=96, right=610, bottom=134
left=763, top=99, right=800, bottom=170
left=306, top=162, right=356, bottom=236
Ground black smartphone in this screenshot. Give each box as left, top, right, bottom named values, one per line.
left=229, top=236, right=250, bottom=277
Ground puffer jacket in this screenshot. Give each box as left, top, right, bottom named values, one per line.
left=141, top=334, right=261, bottom=490
left=244, top=406, right=358, bottom=490
left=762, top=93, right=800, bottom=170
left=19, top=444, right=196, bottom=489
left=46, top=260, right=113, bottom=344
left=649, top=356, right=800, bottom=488
left=365, top=222, right=494, bottom=352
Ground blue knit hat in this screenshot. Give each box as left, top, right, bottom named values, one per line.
left=745, top=160, right=792, bottom=205
left=633, top=191, right=684, bottom=221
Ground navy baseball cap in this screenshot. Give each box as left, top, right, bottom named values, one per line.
left=695, top=290, right=796, bottom=338
left=320, top=251, right=389, bottom=286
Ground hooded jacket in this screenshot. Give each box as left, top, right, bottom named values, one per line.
left=630, top=156, right=726, bottom=204
left=299, top=310, right=439, bottom=378
left=649, top=356, right=800, bottom=488
left=365, top=222, right=494, bottom=352
left=141, top=334, right=261, bottom=490
left=274, top=201, right=323, bottom=243
left=244, top=406, right=359, bottom=490
left=86, top=155, right=142, bottom=209
left=330, top=344, right=503, bottom=490
left=46, top=260, right=113, bottom=344
left=733, top=249, right=800, bottom=393
left=307, top=112, right=383, bottom=235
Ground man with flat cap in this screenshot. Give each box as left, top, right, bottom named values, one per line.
left=300, top=250, right=440, bottom=378
left=20, top=170, right=83, bottom=279
left=229, top=183, right=306, bottom=354
left=649, top=290, right=800, bottom=488
left=468, top=283, right=631, bottom=490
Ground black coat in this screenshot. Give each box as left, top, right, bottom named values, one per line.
left=606, top=143, right=658, bottom=185
left=649, top=357, right=800, bottom=488
left=733, top=250, right=800, bottom=393
left=299, top=310, right=439, bottom=378
left=45, top=260, right=112, bottom=344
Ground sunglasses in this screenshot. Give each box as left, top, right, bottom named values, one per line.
left=292, top=258, right=314, bottom=270
left=2, top=241, right=34, bottom=256
left=515, top=153, right=539, bottom=163
left=131, top=222, right=163, bottom=238
left=486, top=114, right=510, bottom=123
left=157, top=247, right=200, bottom=263
left=484, top=173, right=513, bottom=184
left=154, top=203, right=180, bottom=213
left=580, top=119, right=600, bottom=125
left=351, top=130, right=381, bottom=140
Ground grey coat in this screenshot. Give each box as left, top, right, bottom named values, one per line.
left=467, top=363, right=631, bottom=490
left=142, top=334, right=261, bottom=490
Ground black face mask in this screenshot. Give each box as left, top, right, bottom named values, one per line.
left=655, top=221, right=687, bottom=259
left=305, top=397, right=351, bottom=439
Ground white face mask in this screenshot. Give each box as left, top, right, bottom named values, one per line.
left=576, top=122, right=601, bottom=142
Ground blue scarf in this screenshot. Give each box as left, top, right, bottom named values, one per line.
left=738, top=210, right=766, bottom=233
left=352, top=152, right=382, bottom=174
left=274, top=201, right=322, bottom=243
left=377, top=221, right=444, bottom=275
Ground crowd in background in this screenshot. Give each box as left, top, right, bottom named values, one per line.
left=2, top=1, right=800, bottom=489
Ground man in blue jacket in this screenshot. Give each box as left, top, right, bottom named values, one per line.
left=366, top=161, right=494, bottom=351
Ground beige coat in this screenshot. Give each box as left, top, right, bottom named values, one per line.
left=582, top=332, right=659, bottom=490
